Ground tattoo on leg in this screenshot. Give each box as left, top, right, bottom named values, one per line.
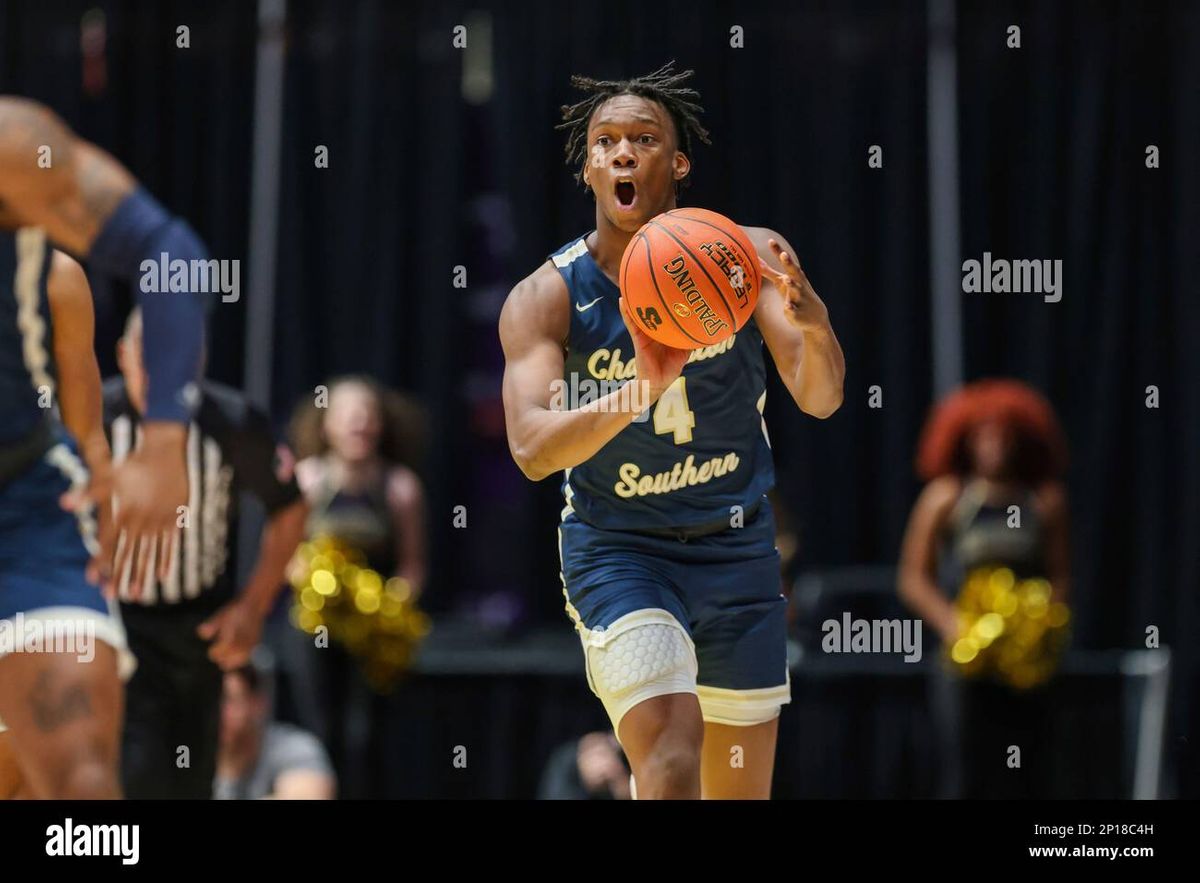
left=29, top=670, right=93, bottom=732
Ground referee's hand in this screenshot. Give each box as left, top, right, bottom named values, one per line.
left=197, top=599, right=264, bottom=670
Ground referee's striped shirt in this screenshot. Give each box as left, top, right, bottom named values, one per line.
left=103, top=378, right=301, bottom=609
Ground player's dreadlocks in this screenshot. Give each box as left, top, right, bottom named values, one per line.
left=557, top=60, right=711, bottom=193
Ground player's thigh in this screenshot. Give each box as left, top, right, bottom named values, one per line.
left=0, top=642, right=122, bottom=797
left=700, top=717, right=779, bottom=799
left=687, top=552, right=791, bottom=729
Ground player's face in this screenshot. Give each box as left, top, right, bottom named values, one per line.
left=324, top=382, right=383, bottom=463
left=219, top=674, right=263, bottom=746
left=584, top=95, right=689, bottom=232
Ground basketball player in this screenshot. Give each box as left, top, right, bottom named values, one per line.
left=499, top=63, right=845, bottom=799
left=0, top=96, right=211, bottom=798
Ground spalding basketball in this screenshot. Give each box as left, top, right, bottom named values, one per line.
left=619, top=207, right=761, bottom=350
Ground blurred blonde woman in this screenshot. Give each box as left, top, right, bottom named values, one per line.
left=281, top=375, right=428, bottom=798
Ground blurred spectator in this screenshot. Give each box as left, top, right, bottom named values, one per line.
left=214, top=663, right=335, bottom=800
left=898, top=378, right=1070, bottom=798
left=276, top=376, right=428, bottom=798
left=538, top=731, right=632, bottom=800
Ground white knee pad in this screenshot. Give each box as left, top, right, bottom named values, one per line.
left=582, top=613, right=698, bottom=736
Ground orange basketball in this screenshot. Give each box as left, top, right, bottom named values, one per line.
left=619, top=207, right=761, bottom=350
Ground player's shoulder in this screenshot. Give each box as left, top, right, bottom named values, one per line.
left=46, top=250, right=90, bottom=308
left=507, top=258, right=569, bottom=305
left=0, top=97, right=62, bottom=157
left=740, top=225, right=783, bottom=251
left=498, top=259, right=570, bottom=348
left=0, top=95, right=47, bottom=128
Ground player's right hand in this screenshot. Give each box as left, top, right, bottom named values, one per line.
left=619, top=296, right=689, bottom=403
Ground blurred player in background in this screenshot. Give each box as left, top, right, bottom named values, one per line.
left=499, top=63, right=845, bottom=799
left=107, top=309, right=309, bottom=799
left=0, top=96, right=211, bottom=798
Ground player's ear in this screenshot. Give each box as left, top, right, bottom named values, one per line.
left=673, top=151, right=691, bottom=183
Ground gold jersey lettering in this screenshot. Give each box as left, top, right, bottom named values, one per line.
left=586, top=335, right=737, bottom=381
left=613, top=451, right=742, bottom=498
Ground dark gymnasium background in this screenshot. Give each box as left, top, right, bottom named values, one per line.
left=1, top=0, right=1197, bottom=799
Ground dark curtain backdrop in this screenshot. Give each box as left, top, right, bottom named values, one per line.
left=3, top=0, right=1198, bottom=796
left=0, top=0, right=256, bottom=383
left=955, top=0, right=1200, bottom=796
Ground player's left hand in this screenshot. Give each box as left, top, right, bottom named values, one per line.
left=62, top=460, right=118, bottom=593
left=759, top=238, right=830, bottom=332
left=197, top=598, right=264, bottom=670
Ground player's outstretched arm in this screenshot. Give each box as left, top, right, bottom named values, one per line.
left=0, top=96, right=208, bottom=427
left=746, top=227, right=845, bottom=419
left=500, top=263, right=684, bottom=482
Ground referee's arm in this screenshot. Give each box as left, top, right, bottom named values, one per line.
left=198, top=403, right=309, bottom=670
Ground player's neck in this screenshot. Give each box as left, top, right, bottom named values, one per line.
left=587, top=220, right=631, bottom=282
left=590, top=202, right=677, bottom=282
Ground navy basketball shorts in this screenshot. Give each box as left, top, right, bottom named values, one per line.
left=0, top=435, right=133, bottom=733
left=558, top=494, right=790, bottom=733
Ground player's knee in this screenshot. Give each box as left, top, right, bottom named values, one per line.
left=35, top=731, right=121, bottom=799
left=56, top=756, right=120, bottom=800
left=638, top=737, right=701, bottom=798
left=585, top=619, right=698, bottom=734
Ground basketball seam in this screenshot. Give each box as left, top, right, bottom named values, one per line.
left=667, top=209, right=761, bottom=302
left=648, top=219, right=738, bottom=330
left=643, top=234, right=706, bottom=347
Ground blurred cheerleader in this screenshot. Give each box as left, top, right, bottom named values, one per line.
left=898, top=379, right=1070, bottom=798
left=279, top=376, right=428, bottom=798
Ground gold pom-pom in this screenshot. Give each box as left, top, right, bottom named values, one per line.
left=947, top=566, right=1070, bottom=690
left=289, top=535, right=431, bottom=692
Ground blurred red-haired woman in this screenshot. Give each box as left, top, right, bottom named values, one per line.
left=898, top=378, right=1070, bottom=799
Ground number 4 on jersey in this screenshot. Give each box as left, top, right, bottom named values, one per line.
left=653, top=377, right=695, bottom=444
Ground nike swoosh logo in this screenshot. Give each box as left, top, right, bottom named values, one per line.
left=576, top=296, right=603, bottom=313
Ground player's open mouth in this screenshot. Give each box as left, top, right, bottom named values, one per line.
left=614, top=180, right=637, bottom=210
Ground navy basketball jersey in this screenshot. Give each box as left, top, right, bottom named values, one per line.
left=0, top=227, right=55, bottom=444
left=551, top=234, right=775, bottom=531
